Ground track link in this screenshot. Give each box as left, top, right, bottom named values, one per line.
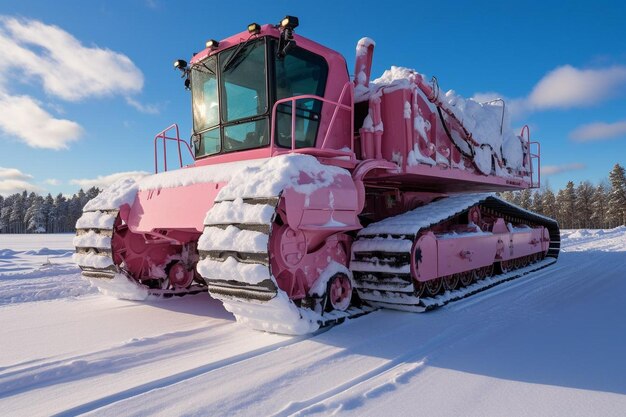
left=73, top=209, right=118, bottom=279
left=351, top=193, right=560, bottom=311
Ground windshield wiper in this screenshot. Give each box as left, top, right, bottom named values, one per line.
left=223, top=35, right=256, bottom=73
left=191, top=61, right=216, bottom=76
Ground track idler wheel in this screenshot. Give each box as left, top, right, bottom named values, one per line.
left=459, top=271, right=474, bottom=287
left=167, top=261, right=195, bottom=289
left=498, top=259, right=513, bottom=274
left=326, top=273, right=352, bottom=312
left=424, top=277, right=443, bottom=296
left=443, top=273, right=460, bottom=291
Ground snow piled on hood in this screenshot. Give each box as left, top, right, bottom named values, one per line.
left=366, top=66, right=525, bottom=171
left=83, top=177, right=141, bottom=211
left=216, top=154, right=351, bottom=201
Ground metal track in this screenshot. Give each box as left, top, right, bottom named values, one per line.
left=351, top=193, right=560, bottom=311
left=74, top=209, right=119, bottom=280
left=74, top=207, right=206, bottom=298
left=196, top=196, right=376, bottom=334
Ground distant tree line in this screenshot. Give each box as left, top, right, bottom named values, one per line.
left=0, top=187, right=100, bottom=234
left=499, top=163, right=626, bottom=229
left=1, top=164, right=625, bottom=233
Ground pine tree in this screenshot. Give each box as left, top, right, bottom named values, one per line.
left=574, top=182, right=594, bottom=228
left=23, top=192, right=38, bottom=232
left=607, top=163, right=626, bottom=227
left=86, top=187, right=100, bottom=202
left=542, top=188, right=557, bottom=220
left=591, top=183, right=608, bottom=228
left=1, top=194, right=15, bottom=233
left=0, top=195, right=6, bottom=233
left=499, top=191, right=514, bottom=203
left=68, top=195, right=83, bottom=231
left=562, top=181, right=576, bottom=229
left=0, top=196, right=4, bottom=232
left=9, top=193, right=25, bottom=233
left=53, top=194, right=68, bottom=233
left=555, top=189, right=567, bottom=228
left=25, top=196, right=45, bottom=232
left=43, top=194, right=54, bottom=233
left=530, top=189, right=544, bottom=216
left=519, top=189, right=532, bottom=209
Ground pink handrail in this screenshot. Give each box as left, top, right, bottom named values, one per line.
left=270, top=82, right=355, bottom=156
left=530, top=141, right=541, bottom=188
left=520, top=125, right=541, bottom=188
left=153, top=123, right=194, bottom=173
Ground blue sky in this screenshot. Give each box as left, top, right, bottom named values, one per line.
left=0, top=0, right=625, bottom=196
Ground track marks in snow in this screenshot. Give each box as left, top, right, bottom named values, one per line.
left=0, top=325, right=222, bottom=399
left=51, top=331, right=315, bottom=417
left=277, top=361, right=426, bottom=417
left=445, top=262, right=567, bottom=312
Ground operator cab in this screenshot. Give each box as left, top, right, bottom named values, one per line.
left=176, top=18, right=352, bottom=165
left=190, top=37, right=328, bottom=157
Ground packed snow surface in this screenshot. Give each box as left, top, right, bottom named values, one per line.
left=1, top=229, right=626, bottom=416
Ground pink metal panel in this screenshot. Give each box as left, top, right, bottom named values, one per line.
left=413, top=233, right=438, bottom=282
left=378, top=89, right=410, bottom=164
left=437, top=235, right=498, bottom=277
left=282, top=172, right=361, bottom=233
left=501, top=228, right=547, bottom=260
left=192, top=147, right=272, bottom=168
left=128, top=182, right=226, bottom=233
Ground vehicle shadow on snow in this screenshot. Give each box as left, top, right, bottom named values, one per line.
left=316, top=250, right=626, bottom=396
left=139, top=292, right=236, bottom=322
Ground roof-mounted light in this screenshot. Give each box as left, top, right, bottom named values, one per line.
left=173, top=59, right=187, bottom=71
left=248, top=23, right=261, bottom=34
left=205, top=39, right=220, bottom=49
left=280, top=16, right=299, bottom=30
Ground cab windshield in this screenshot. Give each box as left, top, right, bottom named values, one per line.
left=190, top=37, right=328, bottom=158
left=192, top=38, right=268, bottom=157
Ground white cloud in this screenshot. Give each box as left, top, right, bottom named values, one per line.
left=70, top=171, right=148, bottom=190
left=0, top=16, right=148, bottom=149
left=0, top=16, right=143, bottom=101
left=542, top=163, right=586, bottom=176
left=569, top=120, right=626, bottom=142
left=472, top=65, right=626, bottom=121
left=44, top=178, right=61, bottom=186
left=0, top=166, right=32, bottom=180
left=0, top=93, right=82, bottom=149
left=528, top=65, right=626, bottom=109
left=125, top=97, right=160, bottom=114
left=0, top=167, right=41, bottom=196
left=0, top=180, right=42, bottom=196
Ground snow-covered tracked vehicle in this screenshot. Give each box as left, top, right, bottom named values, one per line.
left=74, top=17, right=559, bottom=334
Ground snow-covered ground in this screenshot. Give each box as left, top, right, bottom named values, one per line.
left=0, top=229, right=625, bottom=416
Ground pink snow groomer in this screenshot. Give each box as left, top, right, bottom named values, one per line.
left=74, top=16, right=559, bottom=335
